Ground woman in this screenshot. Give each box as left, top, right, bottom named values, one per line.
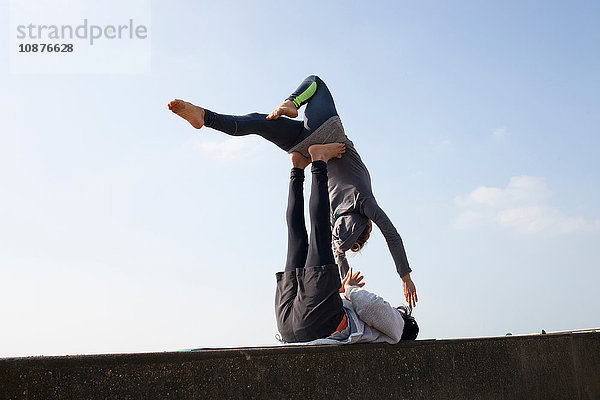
left=275, top=143, right=418, bottom=344
left=168, top=75, right=417, bottom=308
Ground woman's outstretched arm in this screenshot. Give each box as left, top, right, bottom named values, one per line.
left=361, top=198, right=411, bottom=276
left=361, top=197, right=418, bottom=308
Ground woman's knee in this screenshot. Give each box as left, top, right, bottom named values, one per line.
left=305, top=74, right=323, bottom=85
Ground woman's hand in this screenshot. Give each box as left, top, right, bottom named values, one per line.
left=401, top=273, right=418, bottom=310
left=340, top=267, right=365, bottom=293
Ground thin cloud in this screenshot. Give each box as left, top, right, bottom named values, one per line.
left=437, top=139, right=452, bottom=151
left=492, top=127, right=509, bottom=139
left=454, top=176, right=600, bottom=234
left=196, top=137, right=259, bottom=161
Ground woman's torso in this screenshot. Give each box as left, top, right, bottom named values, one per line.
left=327, top=139, right=374, bottom=219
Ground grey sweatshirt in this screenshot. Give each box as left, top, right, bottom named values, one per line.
left=327, top=140, right=412, bottom=278
left=298, top=285, right=405, bottom=345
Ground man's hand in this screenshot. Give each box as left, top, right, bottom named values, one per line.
left=266, top=100, right=298, bottom=120
left=402, top=273, right=418, bottom=309
left=340, top=267, right=365, bottom=293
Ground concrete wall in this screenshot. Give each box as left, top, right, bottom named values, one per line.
left=1, top=332, right=599, bottom=399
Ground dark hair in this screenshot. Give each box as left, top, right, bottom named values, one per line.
left=350, top=220, right=373, bottom=252
left=396, top=306, right=419, bottom=340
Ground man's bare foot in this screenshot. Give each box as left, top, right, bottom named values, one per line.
left=290, top=152, right=311, bottom=169
left=168, top=99, right=205, bottom=129
left=266, top=100, right=298, bottom=120
left=308, top=143, right=346, bottom=162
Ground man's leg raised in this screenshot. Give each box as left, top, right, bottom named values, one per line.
left=305, top=143, right=345, bottom=268
left=284, top=152, right=312, bottom=271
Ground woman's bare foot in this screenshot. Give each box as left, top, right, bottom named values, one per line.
left=168, top=99, right=205, bottom=129
left=266, top=100, right=298, bottom=120
left=290, top=152, right=311, bottom=169
left=308, top=143, right=346, bottom=162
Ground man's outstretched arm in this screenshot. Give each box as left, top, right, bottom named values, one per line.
left=342, top=268, right=405, bottom=343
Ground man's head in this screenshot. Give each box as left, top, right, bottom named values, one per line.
left=396, top=305, right=419, bottom=340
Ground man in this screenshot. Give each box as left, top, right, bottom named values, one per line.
left=275, top=144, right=418, bottom=344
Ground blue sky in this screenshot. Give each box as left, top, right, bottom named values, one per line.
left=1, top=0, right=598, bottom=356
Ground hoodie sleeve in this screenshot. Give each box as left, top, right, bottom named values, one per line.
left=334, top=247, right=350, bottom=280
left=344, top=286, right=405, bottom=343
left=360, top=197, right=412, bottom=278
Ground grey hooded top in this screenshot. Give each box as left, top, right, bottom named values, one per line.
left=327, top=140, right=411, bottom=279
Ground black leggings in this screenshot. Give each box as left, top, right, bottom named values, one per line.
left=275, top=161, right=343, bottom=342
left=203, top=75, right=339, bottom=152
left=285, top=161, right=336, bottom=271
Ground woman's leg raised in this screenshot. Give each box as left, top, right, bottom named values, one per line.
left=278, top=76, right=347, bottom=157
left=167, top=99, right=305, bottom=152
left=287, top=75, right=339, bottom=137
